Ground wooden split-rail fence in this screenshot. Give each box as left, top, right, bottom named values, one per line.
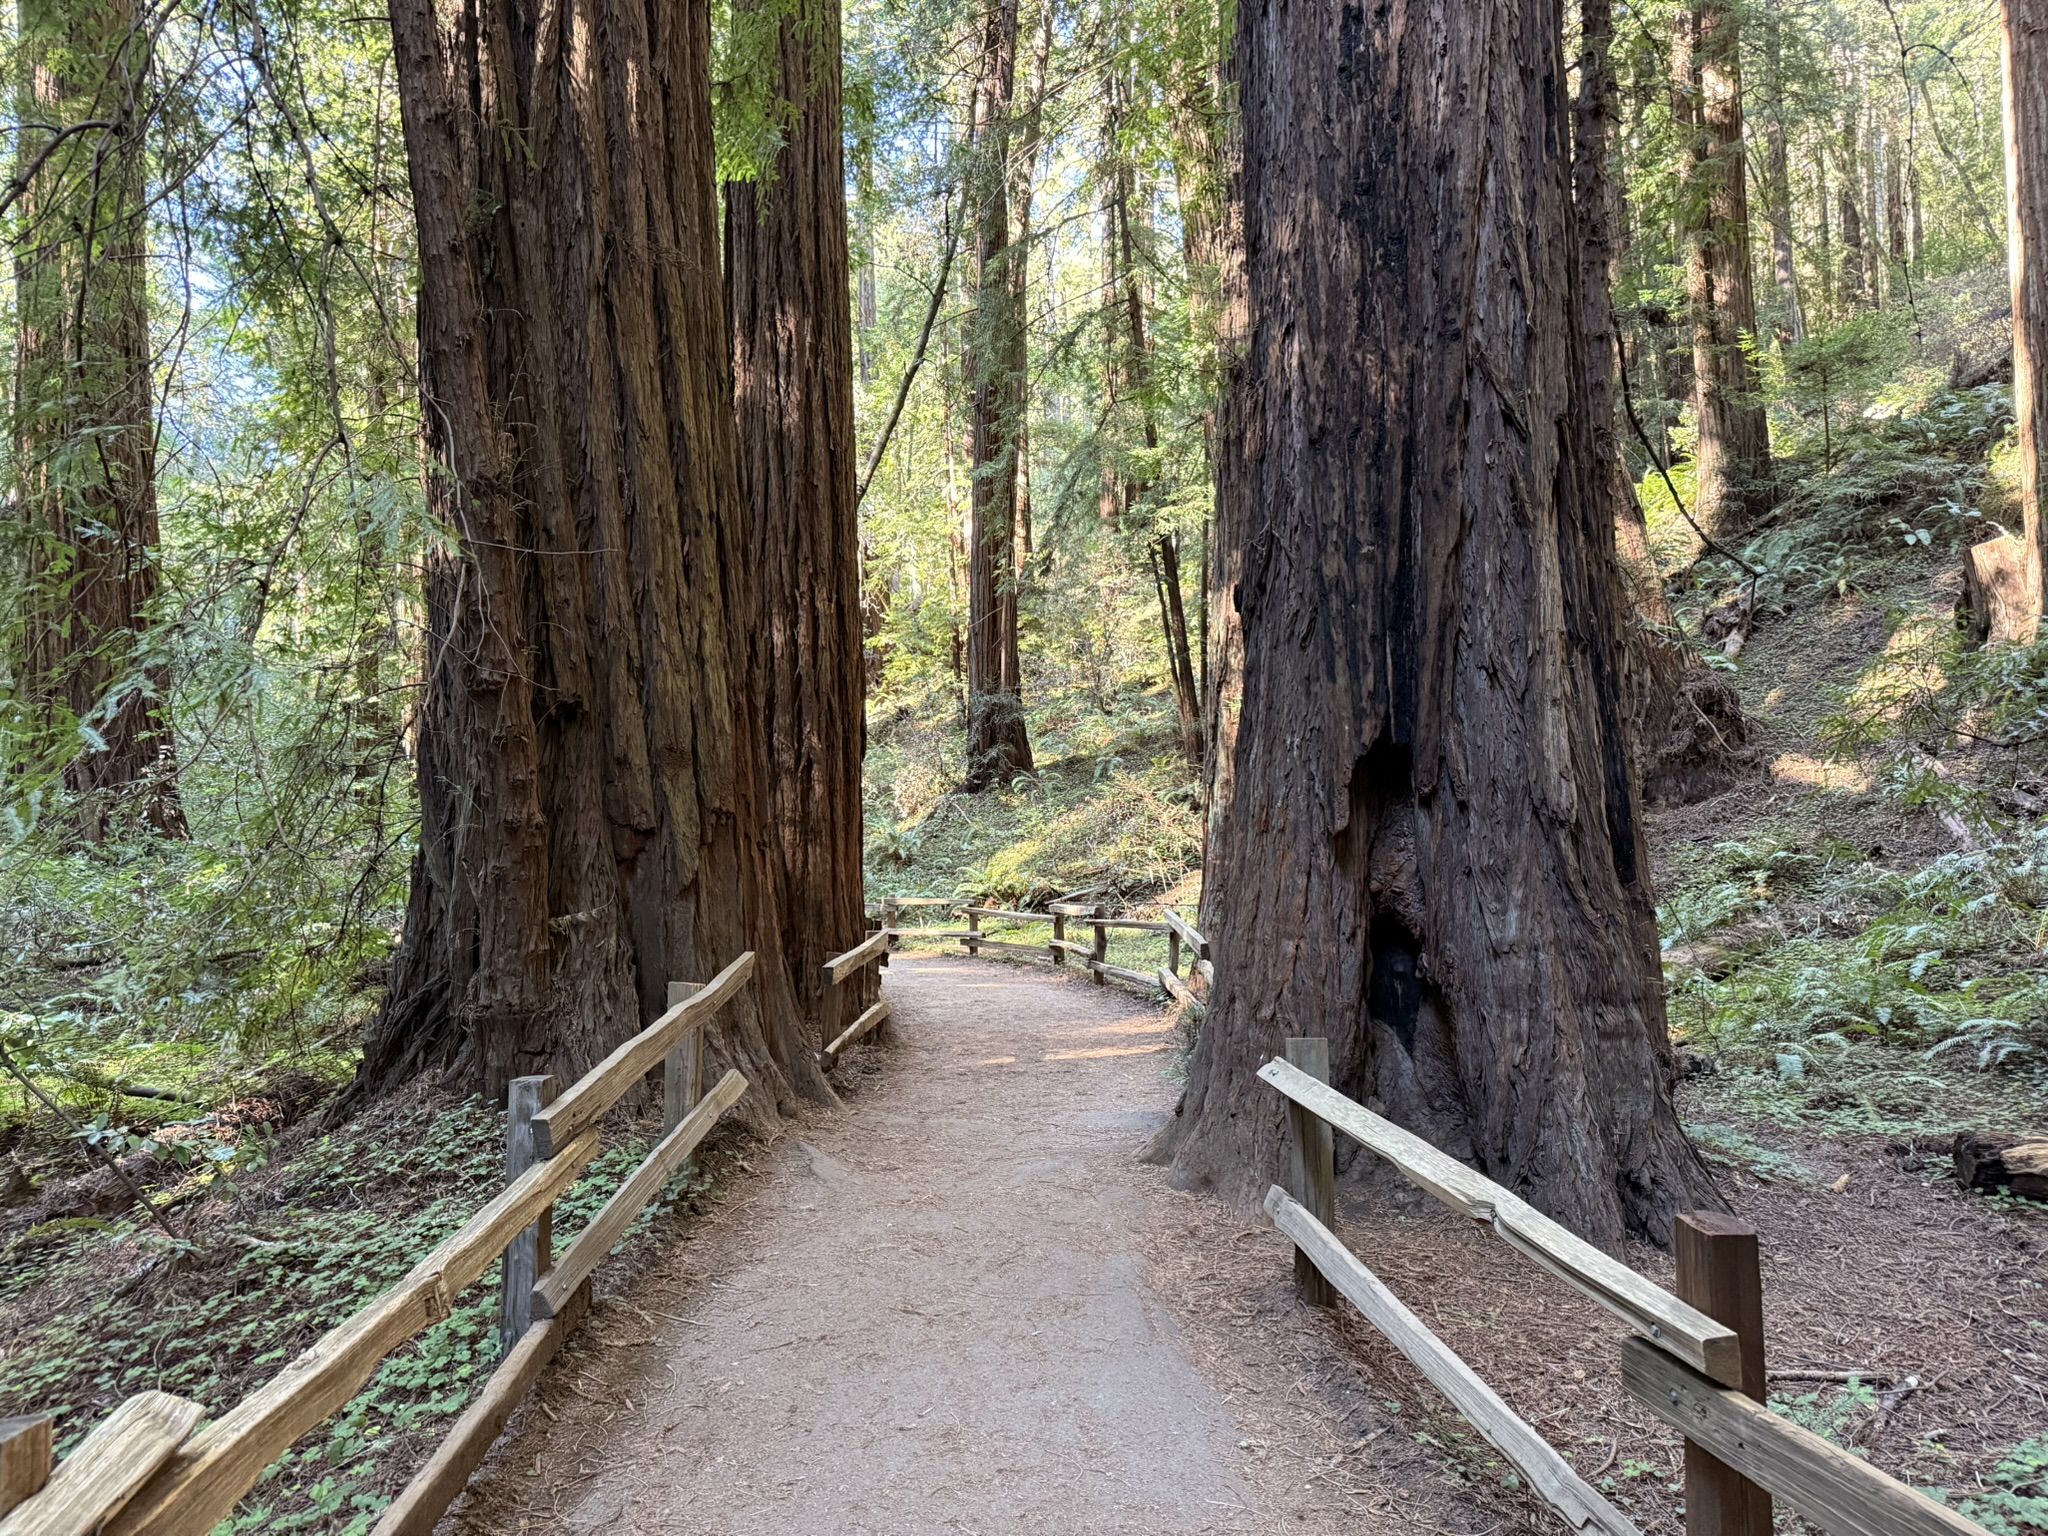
left=0, top=927, right=894, bottom=1536
left=878, top=895, right=1212, bottom=1010
left=1262, top=1043, right=1991, bottom=1536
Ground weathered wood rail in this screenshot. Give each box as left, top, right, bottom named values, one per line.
left=1262, top=1048, right=1990, bottom=1536
left=879, top=896, right=1210, bottom=1007
left=819, top=925, right=893, bottom=1066
left=0, top=955, right=763, bottom=1536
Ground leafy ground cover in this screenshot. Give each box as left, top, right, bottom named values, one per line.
left=0, top=1079, right=735, bottom=1534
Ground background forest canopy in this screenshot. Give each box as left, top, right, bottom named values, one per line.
left=0, top=0, right=2037, bottom=1119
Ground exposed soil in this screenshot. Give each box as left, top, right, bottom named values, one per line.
left=441, top=951, right=2046, bottom=1536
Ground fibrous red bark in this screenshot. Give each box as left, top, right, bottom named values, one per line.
left=362, top=0, right=824, bottom=1112
left=1153, top=0, right=1722, bottom=1249
left=727, top=0, right=869, bottom=1037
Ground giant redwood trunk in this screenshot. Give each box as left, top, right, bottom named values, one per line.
left=1152, top=0, right=1722, bottom=1249
left=1675, top=0, right=1772, bottom=536
left=13, top=0, right=184, bottom=840
left=962, top=0, right=1034, bottom=790
left=726, top=0, right=869, bottom=1033
left=362, top=0, right=826, bottom=1112
left=2001, top=0, right=2048, bottom=639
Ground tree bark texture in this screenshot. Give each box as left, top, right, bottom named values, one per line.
left=1674, top=0, right=1773, bottom=536
left=963, top=0, right=1034, bottom=790
left=726, top=0, right=870, bottom=1032
left=2003, top=0, right=2048, bottom=637
left=363, top=0, right=826, bottom=1112
left=1153, top=0, right=1721, bottom=1249
left=12, top=0, right=185, bottom=839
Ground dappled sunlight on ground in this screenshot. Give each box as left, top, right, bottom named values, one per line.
left=1769, top=751, right=1871, bottom=791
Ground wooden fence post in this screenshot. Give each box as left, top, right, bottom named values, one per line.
left=500, top=1074, right=557, bottom=1356
left=1051, top=910, right=1066, bottom=965
left=966, top=908, right=981, bottom=957
left=1167, top=927, right=1181, bottom=978
left=665, top=981, right=703, bottom=1134
left=1676, top=1212, right=1773, bottom=1536
left=0, top=1413, right=52, bottom=1518
left=1283, top=1037, right=1337, bottom=1307
left=1090, top=905, right=1107, bottom=984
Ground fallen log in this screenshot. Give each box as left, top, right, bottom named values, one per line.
left=1952, top=1132, right=2048, bottom=1200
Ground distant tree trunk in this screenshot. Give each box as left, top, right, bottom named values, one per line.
left=1674, top=0, right=1772, bottom=536
left=1011, top=0, right=1053, bottom=566
left=13, top=0, right=185, bottom=840
left=1152, top=0, right=1721, bottom=1248
left=1815, top=142, right=1836, bottom=319
left=1149, top=534, right=1202, bottom=765
left=2002, top=0, right=2048, bottom=638
left=1164, top=0, right=1247, bottom=855
left=362, top=0, right=825, bottom=1111
left=1584, top=0, right=1750, bottom=803
left=1763, top=19, right=1805, bottom=343
left=726, top=0, right=869, bottom=1034
left=1885, top=112, right=1908, bottom=271
left=1838, top=97, right=1868, bottom=306
left=963, top=0, right=1034, bottom=789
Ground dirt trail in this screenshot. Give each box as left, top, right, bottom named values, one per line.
left=449, top=955, right=1401, bottom=1536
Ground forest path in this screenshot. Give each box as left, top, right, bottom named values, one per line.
left=446, top=953, right=1401, bottom=1536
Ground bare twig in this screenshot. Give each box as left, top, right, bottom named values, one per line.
left=1616, top=334, right=1762, bottom=582
left=855, top=99, right=981, bottom=511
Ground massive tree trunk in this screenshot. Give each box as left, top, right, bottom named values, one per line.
left=2001, top=0, right=2048, bottom=639
left=1152, top=0, right=1721, bottom=1249
left=1674, top=0, right=1773, bottom=536
left=361, top=0, right=826, bottom=1112
left=13, top=0, right=185, bottom=840
left=726, top=0, right=869, bottom=1037
left=963, top=0, right=1034, bottom=790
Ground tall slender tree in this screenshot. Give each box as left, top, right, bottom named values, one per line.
left=1763, top=18, right=1805, bottom=343
left=360, top=0, right=825, bottom=1109
left=962, top=0, right=1034, bottom=789
left=1674, top=0, right=1772, bottom=535
left=2001, top=0, right=2048, bottom=638
left=13, top=0, right=185, bottom=839
left=727, top=0, right=869, bottom=1035
left=1153, top=0, right=1720, bottom=1248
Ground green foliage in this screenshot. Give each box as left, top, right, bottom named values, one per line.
left=1769, top=1378, right=1880, bottom=1447
left=1927, top=1434, right=2048, bottom=1536
left=1661, top=826, right=2048, bottom=1131
left=0, top=1091, right=708, bottom=1533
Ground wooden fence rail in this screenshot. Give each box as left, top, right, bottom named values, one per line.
left=1262, top=1045, right=1990, bottom=1536
left=820, top=925, right=893, bottom=1066
left=0, top=956, right=762, bottom=1536
left=884, top=899, right=1211, bottom=1007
